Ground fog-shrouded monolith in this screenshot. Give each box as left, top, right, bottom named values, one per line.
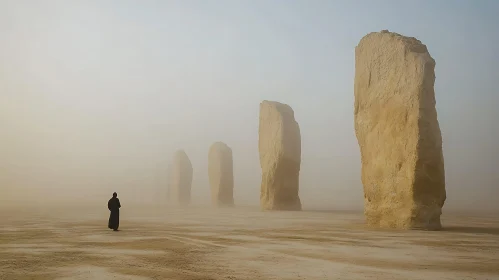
left=166, top=163, right=171, bottom=200
left=208, top=142, right=234, bottom=207
left=259, top=100, right=302, bottom=211
left=169, top=150, right=193, bottom=206
left=354, top=30, right=446, bottom=230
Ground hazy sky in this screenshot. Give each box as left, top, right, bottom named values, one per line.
left=0, top=0, right=498, bottom=212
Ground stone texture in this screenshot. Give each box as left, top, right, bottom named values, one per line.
left=354, top=30, right=446, bottom=230
left=259, top=100, right=302, bottom=211
left=208, top=142, right=234, bottom=207
left=169, top=150, right=193, bottom=206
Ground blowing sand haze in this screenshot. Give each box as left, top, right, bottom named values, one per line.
left=1, top=0, right=498, bottom=279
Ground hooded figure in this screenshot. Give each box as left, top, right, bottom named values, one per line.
left=107, top=192, right=121, bottom=231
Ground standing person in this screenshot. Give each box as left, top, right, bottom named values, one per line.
left=108, top=192, right=121, bottom=231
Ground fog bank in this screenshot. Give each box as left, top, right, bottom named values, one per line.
left=1, top=0, right=498, bottom=213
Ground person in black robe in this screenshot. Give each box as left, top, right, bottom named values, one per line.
left=108, top=192, right=121, bottom=231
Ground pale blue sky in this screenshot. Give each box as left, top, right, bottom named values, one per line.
left=0, top=0, right=498, bottom=211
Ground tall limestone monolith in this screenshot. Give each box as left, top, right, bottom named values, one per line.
left=354, top=30, right=446, bottom=230
left=169, top=150, right=193, bottom=206
left=208, top=142, right=234, bottom=207
left=259, top=100, right=301, bottom=211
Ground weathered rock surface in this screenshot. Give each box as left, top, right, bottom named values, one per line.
left=208, top=142, right=234, bottom=207
left=169, top=150, right=193, bottom=206
left=259, top=100, right=302, bottom=211
left=354, top=30, right=446, bottom=230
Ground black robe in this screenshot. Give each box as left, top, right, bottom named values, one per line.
left=108, top=197, right=121, bottom=230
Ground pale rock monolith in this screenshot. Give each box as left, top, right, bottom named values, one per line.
left=169, top=150, right=193, bottom=206
left=259, top=100, right=301, bottom=211
left=208, top=142, right=234, bottom=207
left=354, top=30, right=446, bottom=230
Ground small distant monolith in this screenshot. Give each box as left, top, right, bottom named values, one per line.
left=166, top=163, right=171, bottom=200
left=259, top=100, right=302, bottom=211
left=354, top=30, right=446, bottom=230
left=169, top=150, right=193, bottom=206
left=208, top=142, right=234, bottom=207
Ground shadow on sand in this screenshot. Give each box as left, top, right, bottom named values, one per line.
left=302, top=209, right=362, bottom=215
left=442, top=226, right=499, bottom=236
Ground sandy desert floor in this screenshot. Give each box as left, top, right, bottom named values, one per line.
left=0, top=206, right=498, bottom=280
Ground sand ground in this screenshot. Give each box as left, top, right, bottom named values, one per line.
left=0, top=206, right=498, bottom=280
